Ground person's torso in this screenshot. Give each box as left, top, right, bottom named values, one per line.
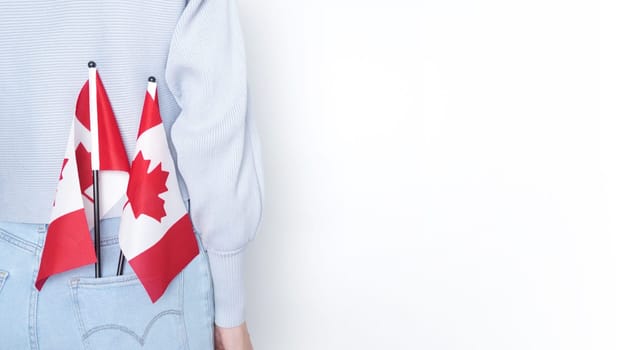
left=0, top=0, right=189, bottom=223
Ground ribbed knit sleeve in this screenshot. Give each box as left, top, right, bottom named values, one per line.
left=165, top=0, right=264, bottom=328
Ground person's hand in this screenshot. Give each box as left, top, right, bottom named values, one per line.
left=214, top=322, right=254, bottom=350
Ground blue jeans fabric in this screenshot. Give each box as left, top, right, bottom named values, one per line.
left=0, top=218, right=215, bottom=350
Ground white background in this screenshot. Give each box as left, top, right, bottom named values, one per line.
left=237, top=0, right=622, bottom=349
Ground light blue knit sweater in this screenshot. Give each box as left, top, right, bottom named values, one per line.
left=0, top=0, right=264, bottom=328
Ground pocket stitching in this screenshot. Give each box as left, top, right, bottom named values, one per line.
left=69, top=274, right=140, bottom=288
left=0, top=270, right=8, bottom=293
left=82, top=309, right=183, bottom=345
left=0, top=228, right=37, bottom=254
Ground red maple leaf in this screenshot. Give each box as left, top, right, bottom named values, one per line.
left=127, top=151, right=169, bottom=222
left=53, top=158, right=70, bottom=207
left=75, top=143, right=94, bottom=202
left=59, top=158, right=69, bottom=181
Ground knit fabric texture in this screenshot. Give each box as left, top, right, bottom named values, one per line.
left=0, top=0, right=264, bottom=328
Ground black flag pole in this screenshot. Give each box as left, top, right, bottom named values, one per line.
left=116, top=250, right=125, bottom=275
left=88, top=61, right=102, bottom=278
left=93, top=169, right=101, bottom=278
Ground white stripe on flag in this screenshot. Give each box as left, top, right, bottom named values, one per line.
left=88, top=67, right=100, bottom=170
left=147, top=81, right=157, bottom=100
left=118, top=123, right=188, bottom=260
left=49, top=123, right=84, bottom=222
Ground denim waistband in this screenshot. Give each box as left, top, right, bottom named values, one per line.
left=0, top=217, right=122, bottom=248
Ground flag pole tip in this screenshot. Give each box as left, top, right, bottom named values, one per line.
left=88, top=61, right=96, bottom=68
left=148, top=76, right=156, bottom=82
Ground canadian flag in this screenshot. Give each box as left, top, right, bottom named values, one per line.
left=35, top=71, right=130, bottom=289
left=118, top=79, right=199, bottom=302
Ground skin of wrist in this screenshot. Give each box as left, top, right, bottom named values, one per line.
left=214, top=322, right=253, bottom=350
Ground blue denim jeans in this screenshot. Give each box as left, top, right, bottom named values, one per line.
left=0, top=218, right=215, bottom=350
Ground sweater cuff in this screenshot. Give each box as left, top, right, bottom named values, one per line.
left=206, top=248, right=246, bottom=328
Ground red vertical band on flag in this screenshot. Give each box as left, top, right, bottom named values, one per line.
left=127, top=214, right=198, bottom=302
left=35, top=209, right=95, bottom=290
left=75, top=74, right=129, bottom=172
left=95, top=74, right=129, bottom=172
left=137, top=91, right=162, bottom=138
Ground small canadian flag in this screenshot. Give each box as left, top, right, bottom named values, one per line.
left=36, top=70, right=130, bottom=290
left=118, top=78, right=199, bottom=302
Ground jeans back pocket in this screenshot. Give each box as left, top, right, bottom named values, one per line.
left=69, top=272, right=188, bottom=350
